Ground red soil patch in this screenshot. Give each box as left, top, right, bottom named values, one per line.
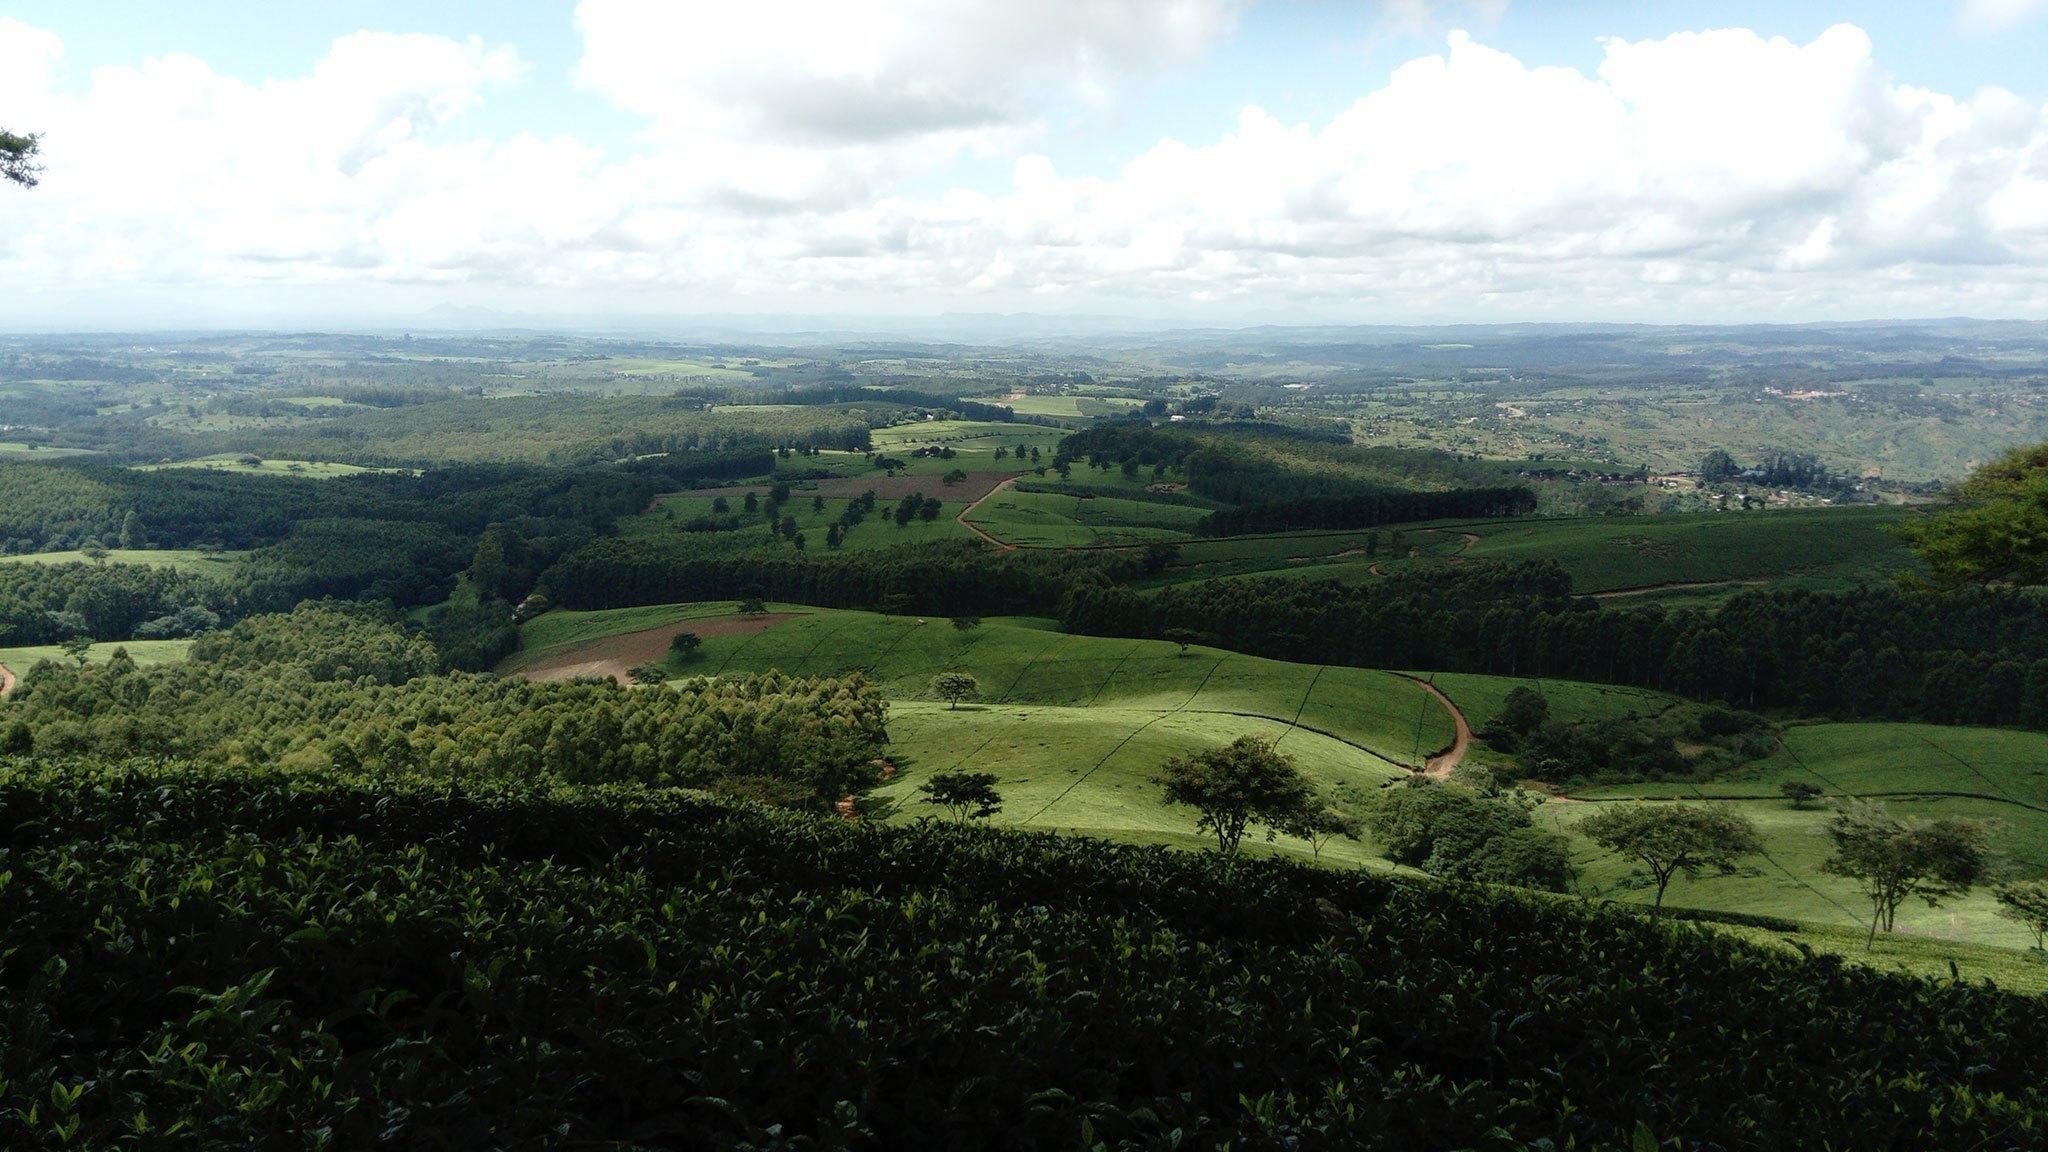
left=506, top=613, right=803, bottom=685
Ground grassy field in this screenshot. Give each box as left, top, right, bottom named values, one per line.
left=0, top=548, right=247, bottom=577
left=506, top=604, right=1456, bottom=864
left=134, top=455, right=403, bottom=479
left=0, top=638, right=195, bottom=675
left=0, top=442, right=96, bottom=458
left=1531, top=721, right=2048, bottom=983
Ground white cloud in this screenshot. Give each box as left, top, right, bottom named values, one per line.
left=1958, top=0, right=2048, bottom=34
left=3, top=16, right=2048, bottom=322
left=573, top=0, right=1239, bottom=144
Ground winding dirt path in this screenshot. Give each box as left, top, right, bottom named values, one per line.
left=956, top=476, right=1019, bottom=551
left=0, top=663, right=15, bottom=699
left=1400, top=675, right=1472, bottom=778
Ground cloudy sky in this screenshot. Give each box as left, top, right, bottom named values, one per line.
left=3, top=1, right=2048, bottom=328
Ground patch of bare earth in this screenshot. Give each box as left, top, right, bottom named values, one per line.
left=0, top=663, right=15, bottom=698
left=506, top=613, right=803, bottom=684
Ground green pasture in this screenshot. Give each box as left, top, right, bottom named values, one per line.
left=0, top=548, right=247, bottom=577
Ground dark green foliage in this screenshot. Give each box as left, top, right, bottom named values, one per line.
left=0, top=560, right=239, bottom=644
left=1066, top=565, right=2048, bottom=732
left=540, top=537, right=1146, bottom=617
left=8, top=607, right=888, bottom=801
left=1782, top=780, right=1825, bottom=808
left=0, top=764, right=2043, bottom=1149
left=1479, top=684, right=1550, bottom=748
left=1158, top=736, right=1314, bottom=853
left=919, top=770, right=1003, bottom=819
left=1366, top=781, right=1573, bottom=892
left=1053, top=423, right=1536, bottom=535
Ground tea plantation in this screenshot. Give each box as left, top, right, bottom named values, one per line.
left=3, top=761, right=2046, bottom=1149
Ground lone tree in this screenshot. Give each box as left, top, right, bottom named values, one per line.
left=1822, top=801, right=1993, bottom=946
left=1162, top=627, right=1205, bottom=656
left=918, top=771, right=1003, bottom=820
left=1159, top=736, right=1315, bottom=854
left=60, top=636, right=94, bottom=666
left=1996, top=880, right=2048, bottom=950
left=1578, top=803, right=1763, bottom=911
left=1779, top=780, right=1824, bottom=809
left=951, top=615, right=982, bottom=633
left=1277, top=803, right=1363, bottom=861
left=668, top=631, right=703, bottom=661
left=738, top=594, right=768, bottom=615
left=1, top=129, right=41, bottom=188
left=929, top=671, right=980, bottom=709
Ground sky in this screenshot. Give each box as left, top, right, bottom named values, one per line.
left=3, top=1, right=2048, bottom=329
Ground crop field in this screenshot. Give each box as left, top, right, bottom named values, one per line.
left=964, top=487, right=1210, bottom=547
left=1541, top=721, right=2048, bottom=971
left=506, top=604, right=1456, bottom=862
left=1156, top=507, right=1923, bottom=598
left=0, top=547, right=247, bottom=577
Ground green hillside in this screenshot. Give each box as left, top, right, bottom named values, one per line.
left=507, top=605, right=1453, bottom=862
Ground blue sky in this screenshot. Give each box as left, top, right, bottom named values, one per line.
left=3, top=1, right=2047, bottom=326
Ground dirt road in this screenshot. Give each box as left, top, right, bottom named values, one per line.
left=0, top=663, right=15, bottom=698
left=955, top=477, right=1019, bottom=551
left=1403, top=675, right=1472, bottom=778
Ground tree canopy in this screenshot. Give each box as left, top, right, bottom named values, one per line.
left=1822, top=801, right=1994, bottom=945
left=1578, top=803, right=1763, bottom=910
left=1159, top=736, right=1315, bottom=854
left=1, top=128, right=39, bottom=187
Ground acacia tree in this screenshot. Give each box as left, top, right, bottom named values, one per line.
left=1578, top=803, right=1762, bottom=910
left=1822, top=801, right=1993, bottom=946
left=1, top=129, right=40, bottom=187
left=918, top=771, right=1003, bottom=820
left=1994, top=880, right=2048, bottom=950
left=61, top=636, right=94, bottom=666
left=1277, top=802, right=1362, bottom=861
left=1159, top=736, right=1314, bottom=854
left=929, top=671, right=980, bottom=709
